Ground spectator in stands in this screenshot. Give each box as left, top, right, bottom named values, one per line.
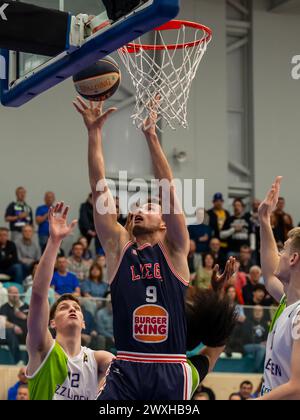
left=239, top=245, right=254, bottom=274
left=224, top=286, right=245, bottom=355
left=7, top=367, right=28, bottom=400
left=226, top=259, right=246, bottom=302
left=220, top=198, right=251, bottom=256
left=207, top=193, right=230, bottom=248
left=188, top=240, right=202, bottom=282
left=95, top=255, right=108, bottom=284
left=81, top=307, right=105, bottom=351
left=35, top=191, right=56, bottom=252
left=245, top=199, right=261, bottom=263
left=51, top=256, right=80, bottom=297
left=271, top=197, right=294, bottom=246
left=5, top=187, right=33, bottom=242
left=238, top=380, right=254, bottom=400
left=193, top=392, right=210, bottom=400
left=229, top=393, right=242, bottom=400
left=0, top=283, right=8, bottom=306
left=114, top=196, right=127, bottom=227
left=79, top=193, right=102, bottom=254
left=15, top=225, right=40, bottom=278
left=81, top=263, right=109, bottom=315
left=24, top=264, right=55, bottom=307
left=209, top=238, right=227, bottom=271
left=194, top=253, right=215, bottom=289
left=188, top=208, right=212, bottom=254
left=242, top=265, right=263, bottom=305
left=67, top=242, right=91, bottom=281
left=242, top=306, right=269, bottom=373
left=16, top=384, right=29, bottom=400
left=0, top=286, right=29, bottom=364
left=95, top=292, right=114, bottom=351
left=192, top=384, right=216, bottom=401
left=226, top=286, right=245, bottom=321
left=0, top=227, right=23, bottom=284
left=252, top=284, right=272, bottom=307
left=78, top=236, right=93, bottom=262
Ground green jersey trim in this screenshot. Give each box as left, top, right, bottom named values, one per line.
left=187, top=359, right=200, bottom=398
left=269, top=295, right=287, bottom=333
left=28, top=341, right=68, bottom=400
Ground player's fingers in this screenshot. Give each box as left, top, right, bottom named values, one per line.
left=76, top=96, right=89, bottom=110
left=73, top=101, right=84, bottom=114
left=102, top=108, right=117, bottom=120
left=69, top=219, right=78, bottom=231
left=89, top=100, right=95, bottom=110
left=57, top=202, right=64, bottom=215
left=62, top=205, right=70, bottom=219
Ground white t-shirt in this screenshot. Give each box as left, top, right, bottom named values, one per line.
left=261, top=300, right=300, bottom=395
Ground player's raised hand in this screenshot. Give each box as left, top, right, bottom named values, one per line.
left=211, top=257, right=236, bottom=293
left=49, top=202, right=77, bottom=242
left=258, top=176, right=283, bottom=221
left=142, top=94, right=161, bottom=136
left=73, top=97, right=117, bottom=131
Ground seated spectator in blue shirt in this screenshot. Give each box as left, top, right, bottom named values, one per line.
left=188, top=208, right=212, bottom=254
left=35, top=192, right=56, bottom=252
left=7, top=367, right=28, bottom=400
left=51, top=256, right=80, bottom=297
left=81, top=263, right=109, bottom=315
left=95, top=292, right=114, bottom=351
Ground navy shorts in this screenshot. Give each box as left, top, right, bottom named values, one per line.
left=97, top=352, right=192, bottom=401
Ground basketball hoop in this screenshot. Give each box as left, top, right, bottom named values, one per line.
left=118, top=20, right=212, bottom=131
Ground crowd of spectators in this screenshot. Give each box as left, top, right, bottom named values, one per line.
left=0, top=187, right=295, bottom=374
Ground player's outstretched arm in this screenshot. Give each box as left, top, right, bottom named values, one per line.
left=73, top=98, right=129, bottom=253
left=142, top=98, right=189, bottom=256
left=258, top=176, right=284, bottom=303
left=27, top=203, right=77, bottom=371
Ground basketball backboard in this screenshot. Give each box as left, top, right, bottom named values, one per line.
left=0, top=0, right=180, bottom=107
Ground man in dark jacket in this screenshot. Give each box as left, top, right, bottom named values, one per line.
left=78, top=193, right=102, bottom=254
left=0, top=228, right=23, bottom=284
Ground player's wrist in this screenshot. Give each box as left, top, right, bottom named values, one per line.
left=48, top=236, right=63, bottom=247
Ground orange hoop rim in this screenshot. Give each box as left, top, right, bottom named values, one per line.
left=121, top=20, right=212, bottom=53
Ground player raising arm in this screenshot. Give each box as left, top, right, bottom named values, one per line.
left=26, top=202, right=114, bottom=400
left=74, top=96, right=191, bottom=400
left=256, top=177, right=300, bottom=400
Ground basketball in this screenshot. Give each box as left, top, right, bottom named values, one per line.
left=73, top=56, right=121, bottom=102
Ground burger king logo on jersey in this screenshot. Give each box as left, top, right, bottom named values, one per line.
left=133, top=305, right=169, bottom=343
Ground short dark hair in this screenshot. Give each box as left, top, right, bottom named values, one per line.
left=229, top=393, right=241, bottom=400
left=233, top=198, right=245, bottom=207
left=240, top=381, right=253, bottom=389
left=72, top=242, right=84, bottom=250
left=49, top=294, right=81, bottom=321
left=253, top=284, right=266, bottom=293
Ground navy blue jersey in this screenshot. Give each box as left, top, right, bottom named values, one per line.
left=110, top=241, right=189, bottom=355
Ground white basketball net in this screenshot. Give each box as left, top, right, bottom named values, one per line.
left=118, top=21, right=212, bottom=131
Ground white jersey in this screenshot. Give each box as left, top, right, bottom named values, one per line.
left=27, top=341, right=99, bottom=400
left=261, top=300, right=300, bottom=396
